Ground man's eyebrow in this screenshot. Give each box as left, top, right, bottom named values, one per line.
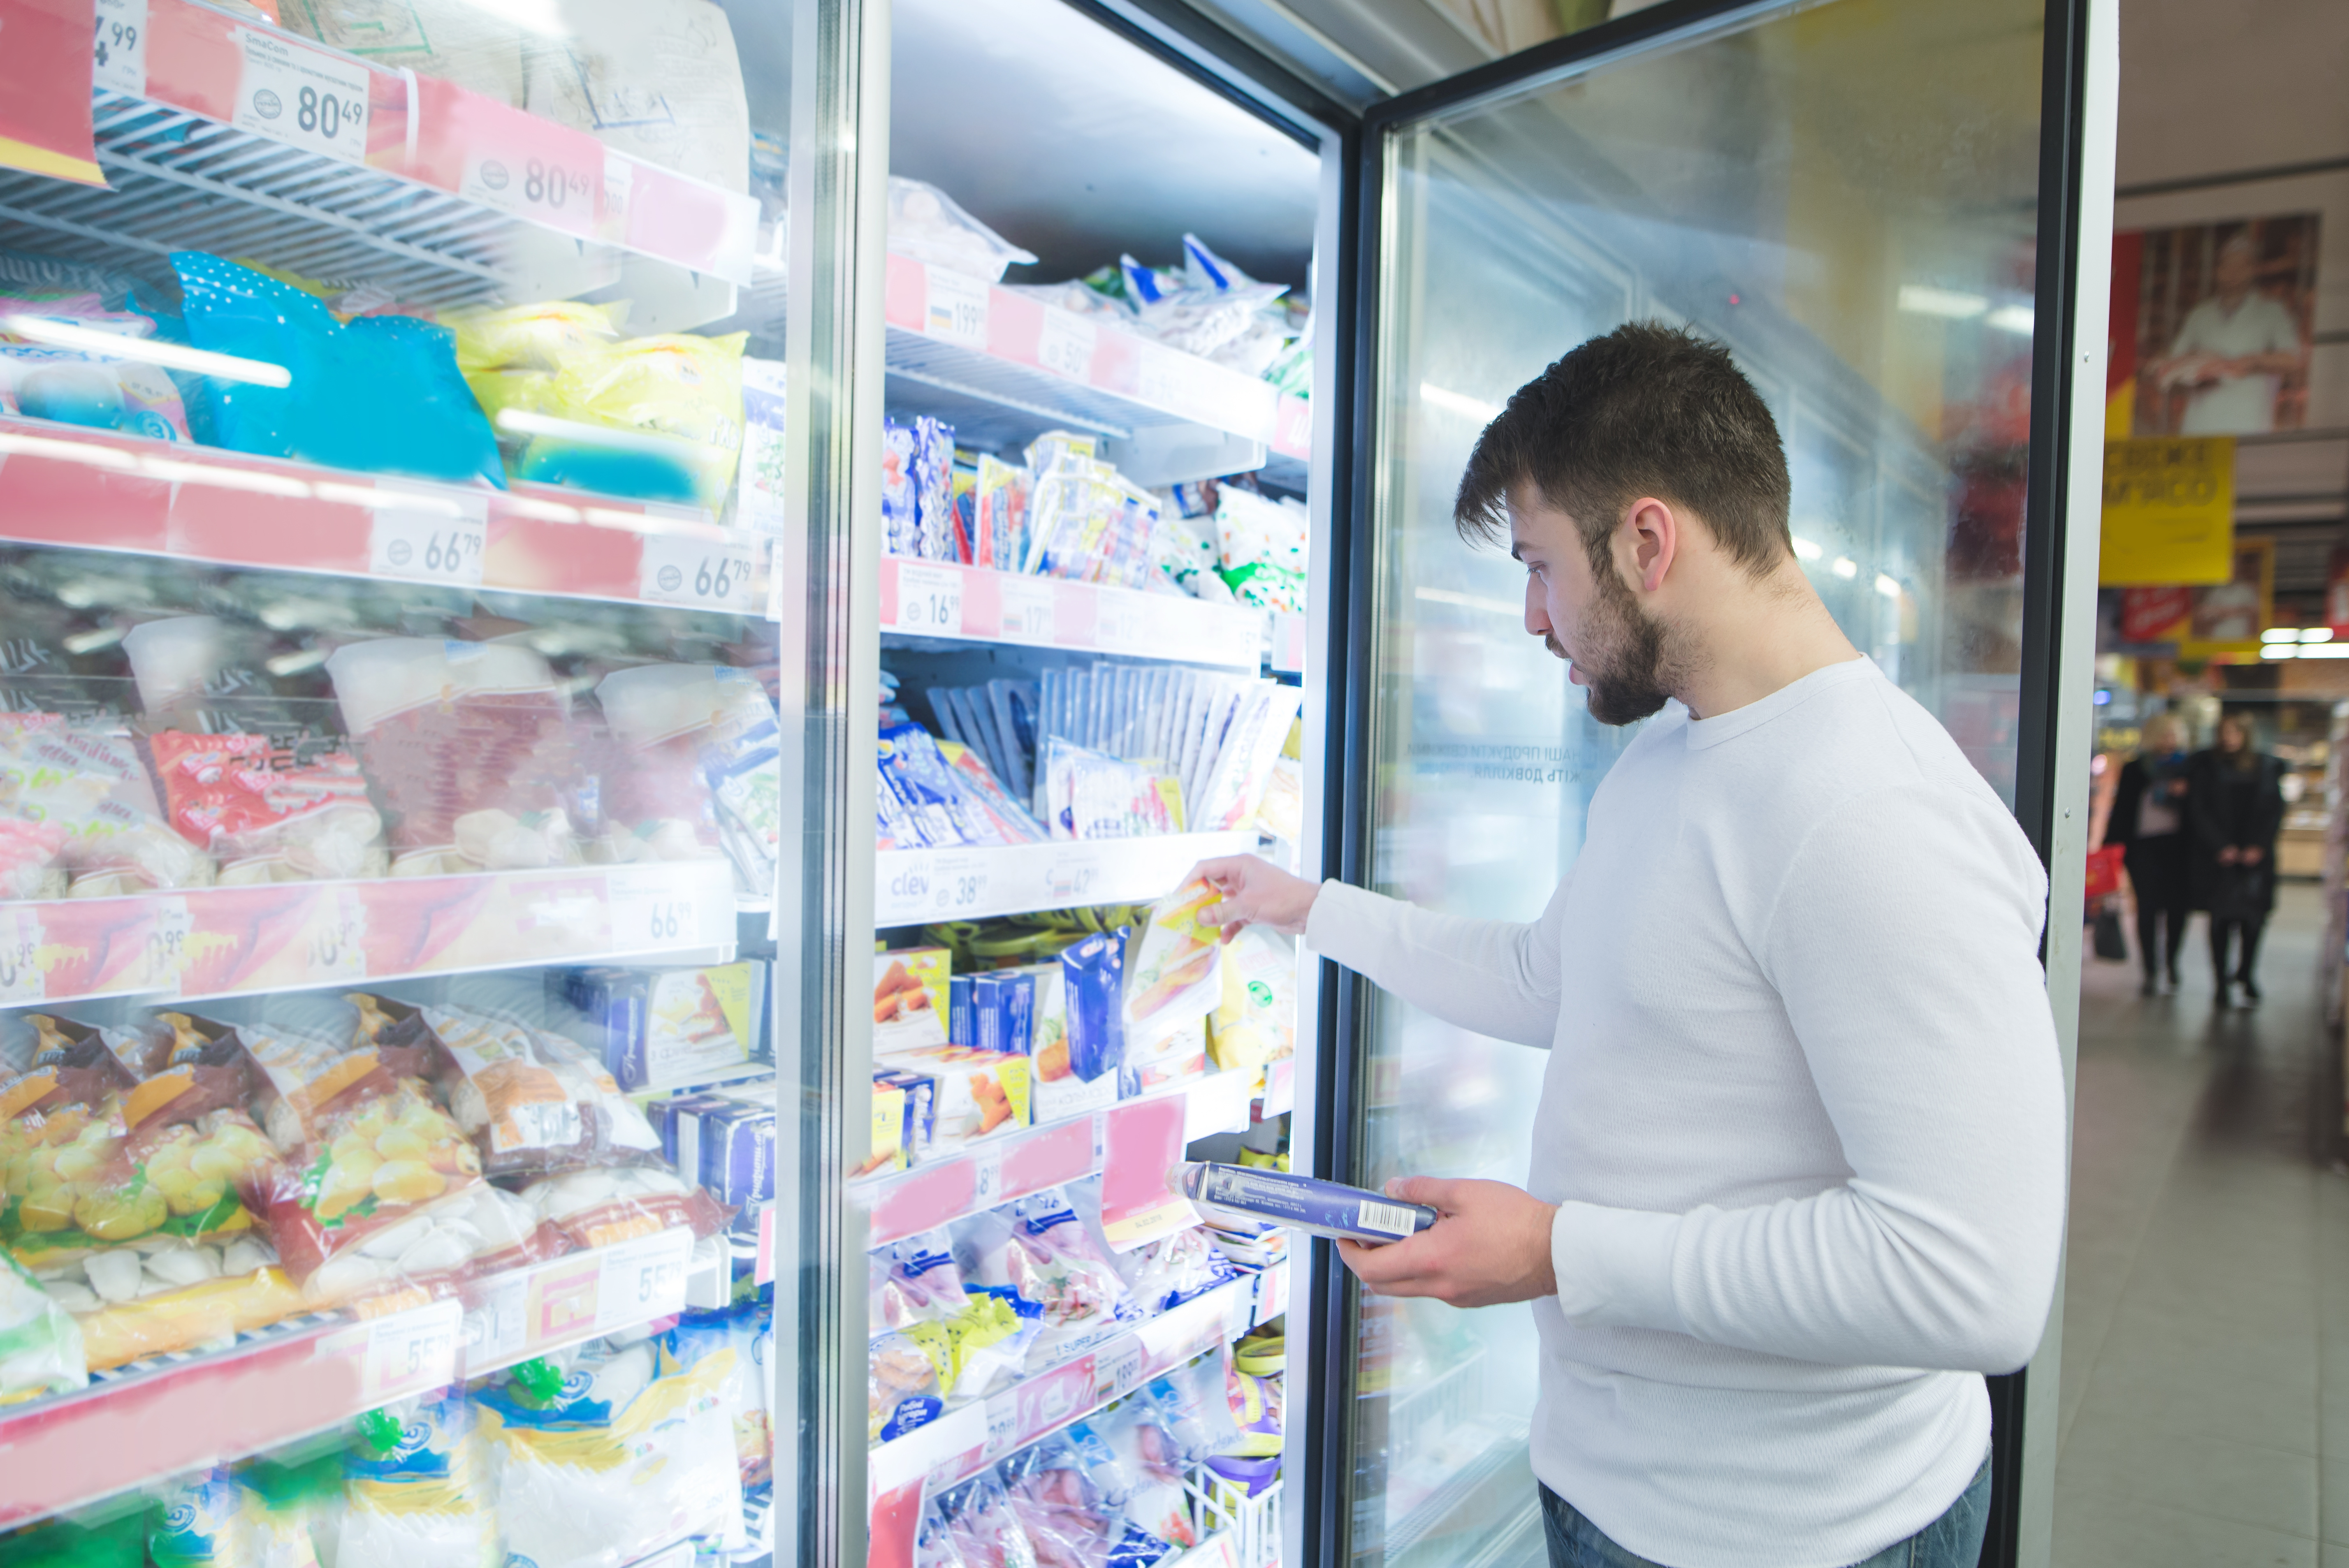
left=1510, top=540, right=1526, bottom=561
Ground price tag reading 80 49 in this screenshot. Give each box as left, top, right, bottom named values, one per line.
left=369, top=491, right=487, bottom=588
left=232, top=29, right=371, bottom=164
left=639, top=533, right=758, bottom=611
left=895, top=563, right=965, bottom=637
left=460, top=141, right=601, bottom=239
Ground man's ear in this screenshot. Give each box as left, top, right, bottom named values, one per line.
left=1623, top=498, right=1677, bottom=595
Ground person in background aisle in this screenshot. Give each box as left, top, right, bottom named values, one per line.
left=1190, top=324, right=2064, bottom=1568
left=2106, top=712, right=2195, bottom=996
left=2187, top=712, right=2284, bottom=1007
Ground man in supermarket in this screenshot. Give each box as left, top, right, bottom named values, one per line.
left=2150, top=231, right=2307, bottom=435
left=1193, top=322, right=2065, bottom=1568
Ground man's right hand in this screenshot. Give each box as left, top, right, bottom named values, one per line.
left=1191, top=855, right=1320, bottom=942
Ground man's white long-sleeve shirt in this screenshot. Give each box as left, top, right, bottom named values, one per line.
left=1306, top=657, right=2066, bottom=1568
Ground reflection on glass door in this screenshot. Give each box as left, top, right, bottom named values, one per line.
left=1347, top=1, right=2050, bottom=1561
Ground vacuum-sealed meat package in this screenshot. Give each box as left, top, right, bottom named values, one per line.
left=142, top=730, right=386, bottom=885
left=951, top=1187, right=1137, bottom=1368
left=997, top=1434, right=1176, bottom=1568
left=325, top=639, right=585, bottom=876
left=595, top=664, right=781, bottom=898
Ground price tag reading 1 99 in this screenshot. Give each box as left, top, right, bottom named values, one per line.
left=896, top=563, right=965, bottom=637
left=233, top=29, right=371, bottom=165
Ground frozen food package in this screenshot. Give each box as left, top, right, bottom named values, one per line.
left=0, top=299, right=192, bottom=442
left=974, top=455, right=1029, bottom=573
left=0, top=1012, right=302, bottom=1371
left=915, top=1499, right=978, bottom=1568
left=410, top=1003, right=662, bottom=1177
left=874, top=947, right=952, bottom=1051
left=277, top=0, right=530, bottom=107
left=937, top=742, right=1046, bottom=845
left=1122, top=878, right=1222, bottom=1055
left=0, top=1251, right=82, bottom=1404
left=0, top=715, right=214, bottom=898
left=887, top=178, right=1039, bottom=283
left=1038, top=739, right=1180, bottom=842
left=666, top=1302, right=772, bottom=1487
left=521, top=331, right=748, bottom=511
left=1192, top=684, right=1302, bottom=835
left=521, top=0, right=751, bottom=193
left=930, top=1475, right=1039, bottom=1568
left=738, top=355, right=790, bottom=532
left=911, top=416, right=958, bottom=561
left=882, top=419, right=923, bottom=557
left=874, top=1044, right=1028, bottom=1152
left=1089, top=1401, right=1197, bottom=1552
left=1059, top=931, right=1127, bottom=1086
left=1178, top=1162, right=1437, bottom=1245
left=595, top=663, right=782, bottom=897
left=325, top=638, right=584, bottom=876
left=1208, top=926, right=1297, bottom=1075
left=1110, top=1222, right=1238, bottom=1316
left=998, top=1434, right=1177, bottom=1568
left=141, top=730, right=386, bottom=885
left=872, top=1228, right=970, bottom=1332
left=172, top=253, right=506, bottom=489
left=475, top=1335, right=743, bottom=1568
left=953, top=1186, right=1136, bottom=1363
left=870, top=1329, right=943, bottom=1442
left=522, top=1163, right=725, bottom=1251
left=339, top=1390, right=501, bottom=1568
left=447, top=299, right=629, bottom=377
left=564, top=961, right=769, bottom=1093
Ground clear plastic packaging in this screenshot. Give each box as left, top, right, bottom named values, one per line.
left=595, top=664, right=782, bottom=898
left=0, top=715, right=215, bottom=898
left=338, top=1391, right=501, bottom=1568
left=873, top=1228, right=972, bottom=1331
left=141, top=730, right=386, bottom=885
left=325, top=639, right=584, bottom=877
left=520, top=1163, right=727, bottom=1251
left=414, top=1003, right=664, bottom=1179
left=888, top=178, right=1039, bottom=283
left=1121, top=879, right=1222, bottom=1056
left=952, top=1187, right=1137, bottom=1365
left=519, top=331, right=749, bottom=511
left=870, top=1329, right=943, bottom=1442
left=997, top=1434, right=1176, bottom=1568
left=931, top=1474, right=1039, bottom=1568
left=0, top=298, right=192, bottom=442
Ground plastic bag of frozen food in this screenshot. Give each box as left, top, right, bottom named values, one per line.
left=882, top=419, right=922, bottom=558
left=1208, top=926, right=1296, bottom=1075
left=446, top=299, right=629, bottom=375
left=278, top=0, right=530, bottom=107
left=888, top=178, right=1038, bottom=283
left=0, top=1250, right=82, bottom=1403
left=339, top=1390, right=501, bottom=1568
left=475, top=1334, right=743, bottom=1568
left=0, top=715, right=215, bottom=897
left=146, top=1461, right=334, bottom=1568
left=520, top=0, right=751, bottom=194
left=1122, top=879, right=1222, bottom=1055
left=520, top=331, right=747, bottom=512
left=669, top=1302, right=772, bottom=1487
left=519, top=1163, right=726, bottom=1251
left=0, top=299, right=192, bottom=442
left=411, top=1003, right=663, bottom=1178
left=172, top=253, right=506, bottom=490
left=898, top=1286, right=1037, bottom=1402
left=937, top=743, right=1046, bottom=845
left=872, top=1228, right=971, bottom=1331
left=1086, top=1401, right=1194, bottom=1552
left=325, top=638, right=584, bottom=876
left=1038, top=741, right=1180, bottom=842
left=1190, top=685, right=1301, bottom=837
left=975, top=455, right=1029, bottom=573
left=0, top=1012, right=301, bottom=1371
left=953, top=1186, right=1136, bottom=1364
left=870, top=1329, right=943, bottom=1442
left=141, top=730, right=386, bottom=885
left=595, top=664, right=781, bottom=897
left=997, top=1434, right=1176, bottom=1568
left=1107, top=1223, right=1237, bottom=1316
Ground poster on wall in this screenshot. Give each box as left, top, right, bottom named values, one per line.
left=2110, top=214, right=2319, bottom=437
left=2112, top=537, right=2274, bottom=659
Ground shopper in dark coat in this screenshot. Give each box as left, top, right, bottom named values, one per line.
left=2107, top=713, right=2194, bottom=995
left=2187, top=712, right=2286, bottom=1007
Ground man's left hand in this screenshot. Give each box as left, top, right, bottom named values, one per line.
left=1336, top=1177, right=1561, bottom=1308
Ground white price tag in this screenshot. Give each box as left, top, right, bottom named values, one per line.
left=594, top=1227, right=693, bottom=1333
left=877, top=851, right=937, bottom=924
left=969, top=1150, right=1003, bottom=1210
left=367, top=1300, right=462, bottom=1401
left=928, top=851, right=991, bottom=916
left=303, top=887, right=366, bottom=984
left=1037, top=308, right=1097, bottom=381
left=92, top=0, right=147, bottom=96
left=608, top=869, right=703, bottom=951
left=140, top=896, right=190, bottom=990
left=459, top=145, right=600, bottom=234
left=600, top=152, right=635, bottom=233
left=367, top=491, right=486, bottom=588
left=0, top=907, right=44, bottom=1006
left=924, top=268, right=990, bottom=349
left=639, top=533, right=758, bottom=611
left=1043, top=847, right=1104, bottom=907
left=896, top=562, right=965, bottom=636
left=232, top=28, right=371, bottom=164
left=983, top=1393, right=1020, bottom=1459
left=998, top=575, right=1055, bottom=643
left=1095, top=1337, right=1144, bottom=1401
left=462, top=1269, right=529, bottom=1371
left=1094, top=589, right=1150, bottom=653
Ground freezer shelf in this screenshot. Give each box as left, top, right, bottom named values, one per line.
left=856, top=1068, right=1259, bottom=1247
left=0, top=0, right=756, bottom=300
left=867, top=1272, right=1265, bottom=1499
left=875, top=831, right=1257, bottom=925
left=879, top=555, right=1264, bottom=670
left=0, top=859, right=737, bottom=1007
left=0, top=1225, right=697, bottom=1528
left=882, top=255, right=1310, bottom=472
left=0, top=420, right=768, bottom=614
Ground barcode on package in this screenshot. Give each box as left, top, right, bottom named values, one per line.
left=1356, top=1200, right=1421, bottom=1237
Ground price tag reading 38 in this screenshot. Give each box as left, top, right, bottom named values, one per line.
left=233, top=29, right=371, bottom=164
left=895, top=563, right=964, bottom=636
left=639, top=533, right=758, bottom=611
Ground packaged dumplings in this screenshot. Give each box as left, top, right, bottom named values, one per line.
left=410, top=1003, right=663, bottom=1179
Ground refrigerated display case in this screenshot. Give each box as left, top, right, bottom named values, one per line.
left=0, top=0, right=2110, bottom=1562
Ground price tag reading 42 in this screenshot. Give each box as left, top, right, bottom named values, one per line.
left=369, top=490, right=487, bottom=588
left=233, top=29, right=371, bottom=164
left=895, top=563, right=965, bottom=636
left=639, top=533, right=758, bottom=611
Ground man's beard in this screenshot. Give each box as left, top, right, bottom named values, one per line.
left=1554, top=565, right=1672, bottom=726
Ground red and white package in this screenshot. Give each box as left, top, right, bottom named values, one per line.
left=414, top=1004, right=664, bottom=1179
left=143, top=730, right=387, bottom=884
left=520, top=1164, right=728, bottom=1251
left=325, top=639, right=585, bottom=876
left=0, top=714, right=213, bottom=897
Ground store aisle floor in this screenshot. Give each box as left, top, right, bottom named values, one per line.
left=2055, top=881, right=2346, bottom=1566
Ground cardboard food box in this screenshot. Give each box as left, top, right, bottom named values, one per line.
left=874, top=948, right=952, bottom=1052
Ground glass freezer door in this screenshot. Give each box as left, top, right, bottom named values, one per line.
left=1328, top=0, right=2094, bottom=1563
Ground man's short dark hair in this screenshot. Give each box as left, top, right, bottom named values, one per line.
left=1453, top=322, right=1792, bottom=577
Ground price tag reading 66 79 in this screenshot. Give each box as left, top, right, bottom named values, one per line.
left=639, top=533, right=758, bottom=611
left=608, top=869, right=703, bottom=952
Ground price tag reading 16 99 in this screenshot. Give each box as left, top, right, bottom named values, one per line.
left=896, top=563, right=965, bottom=637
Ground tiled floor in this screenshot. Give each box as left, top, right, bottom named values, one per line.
left=2055, top=881, right=2346, bottom=1567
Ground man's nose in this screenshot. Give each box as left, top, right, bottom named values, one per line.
left=1525, top=580, right=1551, bottom=637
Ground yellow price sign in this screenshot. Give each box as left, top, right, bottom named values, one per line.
left=2101, top=437, right=2234, bottom=586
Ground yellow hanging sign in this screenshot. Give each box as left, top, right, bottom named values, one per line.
left=2100, top=436, right=2235, bottom=585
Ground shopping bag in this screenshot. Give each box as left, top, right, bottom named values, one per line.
left=2092, top=905, right=2128, bottom=962
left=2083, top=844, right=2125, bottom=904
